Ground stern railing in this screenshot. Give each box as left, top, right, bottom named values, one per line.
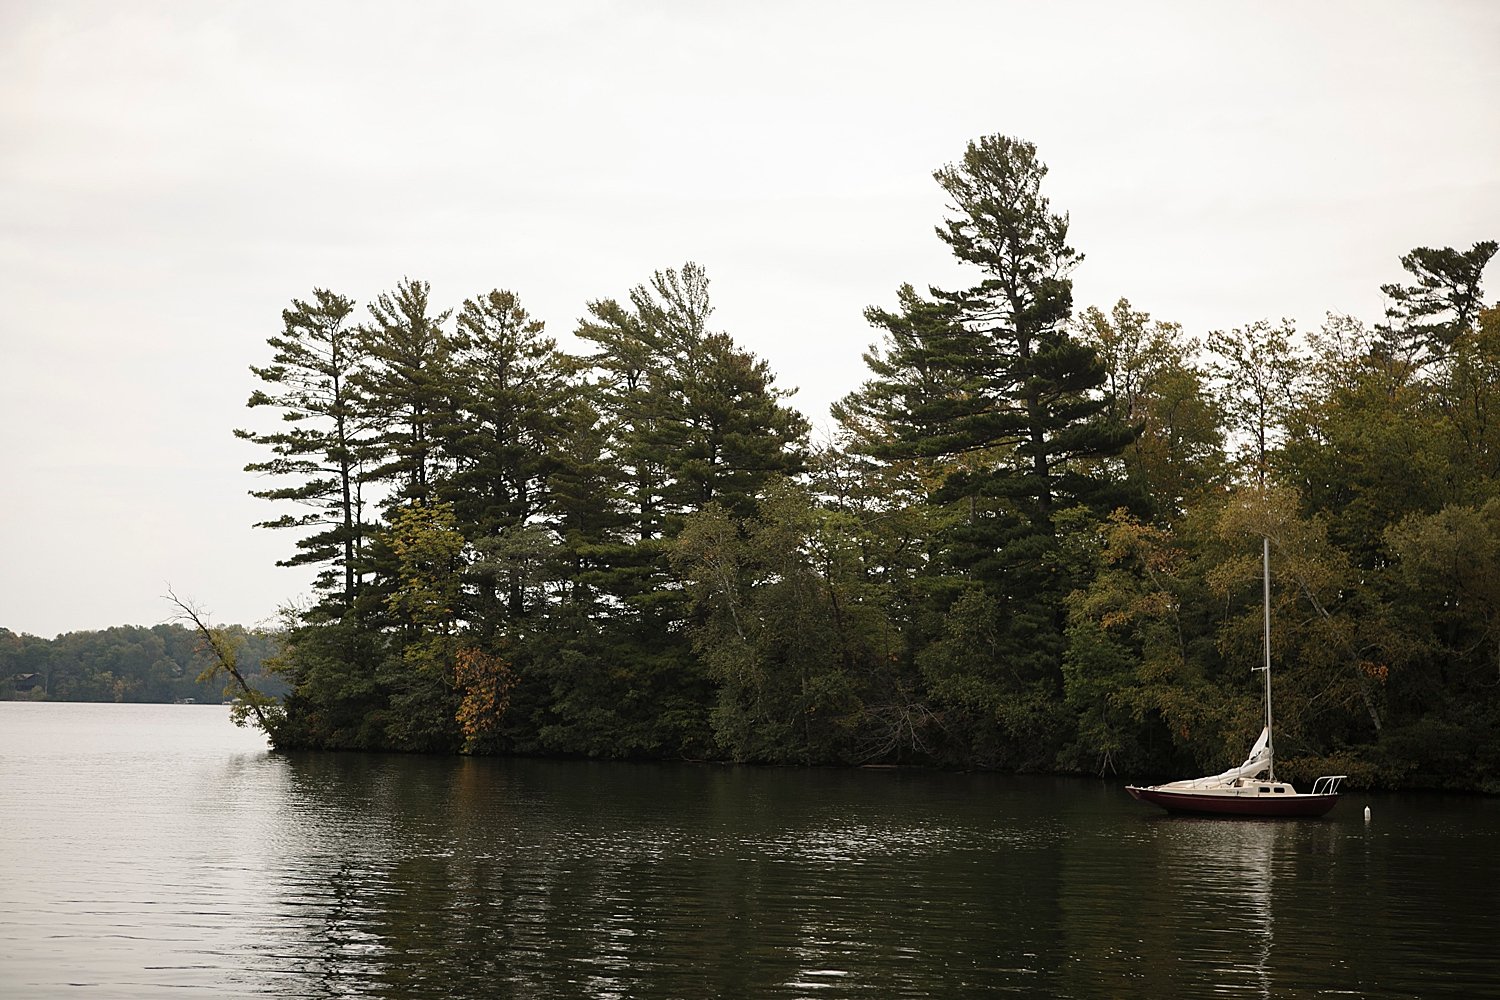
left=1311, top=775, right=1346, bottom=795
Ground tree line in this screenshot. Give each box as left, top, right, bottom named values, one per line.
left=234, top=134, right=1499, bottom=790
left=1, top=624, right=282, bottom=704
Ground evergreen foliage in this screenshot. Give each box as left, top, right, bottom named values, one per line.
left=234, top=288, right=371, bottom=608
left=214, top=135, right=1500, bottom=790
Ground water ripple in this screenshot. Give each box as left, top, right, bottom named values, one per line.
left=3, top=705, right=1499, bottom=998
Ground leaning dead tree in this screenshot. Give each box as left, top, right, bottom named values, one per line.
left=165, top=587, right=283, bottom=735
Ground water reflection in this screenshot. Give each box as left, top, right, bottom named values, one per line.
left=1063, top=810, right=1383, bottom=1000
left=1154, top=819, right=1282, bottom=998
left=4, top=706, right=1500, bottom=999
left=239, top=759, right=1078, bottom=998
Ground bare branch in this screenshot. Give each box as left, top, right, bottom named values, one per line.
left=164, top=586, right=281, bottom=735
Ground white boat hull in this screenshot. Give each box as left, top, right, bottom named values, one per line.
left=1126, top=782, right=1341, bottom=817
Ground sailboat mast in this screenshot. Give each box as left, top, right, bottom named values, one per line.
left=1263, top=536, right=1275, bottom=781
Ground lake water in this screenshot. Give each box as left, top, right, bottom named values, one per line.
left=1, top=702, right=1497, bottom=998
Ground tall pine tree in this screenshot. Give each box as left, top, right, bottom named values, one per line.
left=443, top=289, right=571, bottom=626
left=236, top=288, right=372, bottom=610
left=843, top=135, right=1135, bottom=766
left=358, top=277, right=454, bottom=505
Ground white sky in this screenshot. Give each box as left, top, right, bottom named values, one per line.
left=2, top=1, right=1497, bottom=638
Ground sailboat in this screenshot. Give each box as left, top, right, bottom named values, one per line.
left=1126, top=538, right=1346, bottom=817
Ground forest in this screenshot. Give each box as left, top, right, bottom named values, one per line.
left=0, top=624, right=282, bottom=704
left=222, top=134, right=1497, bottom=791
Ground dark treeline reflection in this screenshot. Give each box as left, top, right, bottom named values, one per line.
left=229, top=754, right=1498, bottom=999
left=8, top=706, right=1496, bottom=998
left=265, top=754, right=1069, bottom=997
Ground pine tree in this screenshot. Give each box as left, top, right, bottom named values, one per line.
left=358, top=277, right=454, bottom=504
left=840, top=136, right=1135, bottom=766
left=927, top=135, right=1134, bottom=530
left=1378, top=240, right=1497, bottom=364
left=235, top=288, right=372, bottom=609
left=548, top=263, right=810, bottom=757
left=443, top=289, right=572, bottom=625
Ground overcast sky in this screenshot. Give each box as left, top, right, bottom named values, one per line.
left=2, top=1, right=1497, bottom=639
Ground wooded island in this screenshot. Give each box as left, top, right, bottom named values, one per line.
left=46, top=135, right=1500, bottom=791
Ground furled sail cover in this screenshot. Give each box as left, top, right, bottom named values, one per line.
left=1159, top=727, right=1273, bottom=789
left=1240, top=726, right=1272, bottom=774
left=1209, top=726, right=1272, bottom=782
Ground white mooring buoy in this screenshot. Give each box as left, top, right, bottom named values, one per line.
left=1364, top=805, right=1372, bottom=823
